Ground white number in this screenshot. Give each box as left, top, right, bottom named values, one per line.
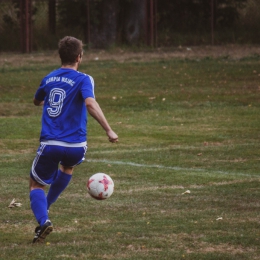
left=47, top=88, right=66, bottom=117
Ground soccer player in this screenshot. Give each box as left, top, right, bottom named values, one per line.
left=29, top=36, right=118, bottom=243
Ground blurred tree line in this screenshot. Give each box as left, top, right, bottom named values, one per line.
left=57, top=0, right=247, bottom=47
left=1, top=0, right=259, bottom=51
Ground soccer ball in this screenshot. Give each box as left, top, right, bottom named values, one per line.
left=87, top=173, right=114, bottom=200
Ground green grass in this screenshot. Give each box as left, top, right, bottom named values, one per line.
left=0, top=53, right=260, bottom=259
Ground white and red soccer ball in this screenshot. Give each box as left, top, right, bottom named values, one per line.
left=87, top=173, right=114, bottom=200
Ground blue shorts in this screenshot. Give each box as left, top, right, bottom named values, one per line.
left=30, top=143, right=87, bottom=186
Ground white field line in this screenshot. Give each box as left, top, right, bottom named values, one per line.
left=89, top=144, right=258, bottom=154
left=115, top=179, right=258, bottom=194
left=89, top=147, right=186, bottom=154
left=87, top=159, right=259, bottom=178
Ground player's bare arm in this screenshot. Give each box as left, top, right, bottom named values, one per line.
left=33, top=98, right=44, bottom=106
left=85, top=97, right=118, bottom=143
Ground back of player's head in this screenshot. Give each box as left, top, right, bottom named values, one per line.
left=58, top=36, right=83, bottom=65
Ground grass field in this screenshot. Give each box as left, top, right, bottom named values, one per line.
left=0, top=50, right=260, bottom=259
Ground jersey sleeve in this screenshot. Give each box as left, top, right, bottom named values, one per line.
left=34, top=78, right=46, bottom=101
left=81, top=75, right=95, bottom=100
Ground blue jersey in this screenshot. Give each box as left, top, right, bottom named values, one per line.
left=34, top=68, right=95, bottom=143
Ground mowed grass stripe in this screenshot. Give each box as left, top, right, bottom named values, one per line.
left=1, top=55, right=260, bottom=259
left=87, top=158, right=259, bottom=178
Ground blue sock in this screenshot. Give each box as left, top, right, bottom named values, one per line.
left=30, top=189, right=48, bottom=226
left=47, top=170, right=72, bottom=210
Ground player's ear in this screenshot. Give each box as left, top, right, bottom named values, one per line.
left=76, top=53, right=82, bottom=63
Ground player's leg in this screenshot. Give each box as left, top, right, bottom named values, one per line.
left=29, top=143, right=60, bottom=243
left=29, top=178, right=49, bottom=226
left=46, top=145, right=87, bottom=210
left=29, top=177, right=53, bottom=243
left=46, top=166, right=73, bottom=210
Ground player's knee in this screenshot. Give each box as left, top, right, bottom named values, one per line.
left=29, top=177, right=46, bottom=191
left=60, top=165, right=74, bottom=175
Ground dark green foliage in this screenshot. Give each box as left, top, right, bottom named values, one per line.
left=157, top=0, right=247, bottom=32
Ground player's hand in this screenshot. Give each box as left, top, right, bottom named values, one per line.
left=106, top=130, right=118, bottom=143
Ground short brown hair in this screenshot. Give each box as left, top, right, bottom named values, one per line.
left=58, top=36, right=83, bottom=65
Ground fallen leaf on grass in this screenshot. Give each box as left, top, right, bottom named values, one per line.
left=8, top=198, right=22, bottom=208
left=182, top=190, right=191, bottom=195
